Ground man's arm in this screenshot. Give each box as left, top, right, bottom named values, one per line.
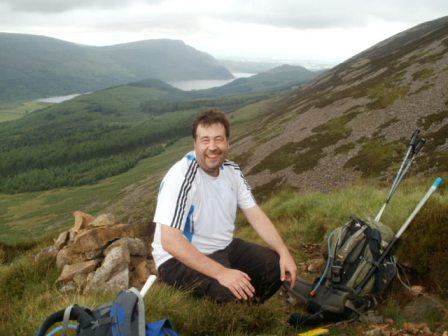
left=242, top=205, right=297, bottom=286
left=160, top=224, right=255, bottom=300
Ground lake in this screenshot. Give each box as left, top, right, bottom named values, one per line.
left=168, top=72, right=254, bottom=91
left=36, top=73, right=255, bottom=104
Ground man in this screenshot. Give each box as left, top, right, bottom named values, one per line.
left=151, top=109, right=297, bottom=303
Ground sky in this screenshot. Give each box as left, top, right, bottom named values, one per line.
left=1, top=0, right=447, bottom=67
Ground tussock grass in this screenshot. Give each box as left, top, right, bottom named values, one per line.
left=1, top=176, right=447, bottom=335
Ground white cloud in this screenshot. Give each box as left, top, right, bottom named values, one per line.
left=0, top=0, right=447, bottom=63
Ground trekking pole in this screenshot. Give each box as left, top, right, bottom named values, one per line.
left=356, top=177, right=443, bottom=295
left=388, top=137, right=426, bottom=201
left=375, top=130, right=425, bottom=222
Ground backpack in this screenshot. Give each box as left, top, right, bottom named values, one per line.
left=286, top=129, right=433, bottom=326
left=286, top=216, right=398, bottom=324
left=36, top=288, right=178, bottom=336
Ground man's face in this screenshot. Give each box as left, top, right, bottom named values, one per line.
left=194, top=122, right=229, bottom=176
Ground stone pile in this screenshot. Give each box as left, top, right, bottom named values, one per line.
left=43, top=211, right=154, bottom=293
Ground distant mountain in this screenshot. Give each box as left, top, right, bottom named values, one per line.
left=197, top=64, right=324, bottom=97
left=0, top=33, right=233, bottom=102
left=226, top=15, right=448, bottom=196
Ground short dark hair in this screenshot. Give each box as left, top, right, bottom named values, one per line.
left=192, top=109, right=230, bottom=140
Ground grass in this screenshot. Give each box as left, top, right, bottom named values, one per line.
left=0, top=100, right=50, bottom=122
left=412, top=68, right=435, bottom=81
left=345, top=137, right=405, bottom=178
left=1, top=176, right=447, bottom=335
left=0, top=137, right=192, bottom=244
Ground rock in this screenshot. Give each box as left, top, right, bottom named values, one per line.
left=307, top=258, right=325, bottom=273
left=58, top=260, right=99, bottom=283
left=73, top=211, right=96, bottom=233
left=71, top=224, right=134, bottom=253
left=54, top=231, right=70, bottom=250
left=402, top=296, right=441, bottom=322
left=83, top=249, right=103, bottom=260
left=84, top=245, right=130, bottom=293
left=104, top=267, right=129, bottom=292
left=385, top=318, right=394, bottom=325
left=56, top=246, right=85, bottom=268
left=35, top=246, right=59, bottom=262
left=90, top=214, right=115, bottom=228
left=69, top=229, right=77, bottom=242
left=130, top=258, right=150, bottom=288
left=105, top=237, right=147, bottom=257
left=360, top=310, right=384, bottom=324
left=409, top=285, right=425, bottom=297
left=147, top=258, right=157, bottom=275
left=403, top=322, right=431, bottom=334
left=364, top=327, right=387, bottom=336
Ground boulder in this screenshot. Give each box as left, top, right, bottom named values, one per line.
left=90, top=214, right=115, bottom=228
left=73, top=211, right=96, bottom=233
left=84, top=245, right=130, bottom=293
left=71, top=224, right=134, bottom=253
left=58, top=260, right=99, bottom=283
left=103, top=268, right=129, bottom=293
left=56, top=247, right=85, bottom=268
left=105, top=237, right=147, bottom=257
left=54, top=231, right=70, bottom=250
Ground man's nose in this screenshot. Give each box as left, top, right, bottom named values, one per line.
left=208, top=139, right=218, bottom=150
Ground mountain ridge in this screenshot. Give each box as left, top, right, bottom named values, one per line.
left=0, top=33, right=232, bottom=102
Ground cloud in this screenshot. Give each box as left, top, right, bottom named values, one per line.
left=0, top=0, right=447, bottom=62
left=216, top=0, right=448, bottom=30
left=2, top=0, right=164, bottom=13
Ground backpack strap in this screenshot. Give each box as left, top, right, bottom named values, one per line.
left=111, top=289, right=143, bottom=336
left=62, top=305, right=74, bottom=336
left=129, top=287, right=146, bottom=336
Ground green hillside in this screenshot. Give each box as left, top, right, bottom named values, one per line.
left=0, top=33, right=232, bottom=102
left=0, top=63, right=315, bottom=194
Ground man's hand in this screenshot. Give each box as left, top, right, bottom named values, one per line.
left=216, top=268, right=255, bottom=300
left=279, top=250, right=298, bottom=288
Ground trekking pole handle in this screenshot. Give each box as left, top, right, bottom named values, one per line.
left=140, top=275, right=157, bottom=298
left=409, top=129, right=421, bottom=148
left=414, top=138, right=426, bottom=155
left=396, top=177, right=443, bottom=239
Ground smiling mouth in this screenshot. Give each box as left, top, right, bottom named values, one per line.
left=206, top=152, right=221, bottom=159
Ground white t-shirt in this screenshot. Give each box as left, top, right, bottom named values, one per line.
left=151, top=151, right=256, bottom=269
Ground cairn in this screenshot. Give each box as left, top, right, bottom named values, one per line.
left=40, top=211, right=155, bottom=293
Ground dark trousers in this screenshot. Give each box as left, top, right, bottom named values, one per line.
left=158, top=238, right=282, bottom=303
